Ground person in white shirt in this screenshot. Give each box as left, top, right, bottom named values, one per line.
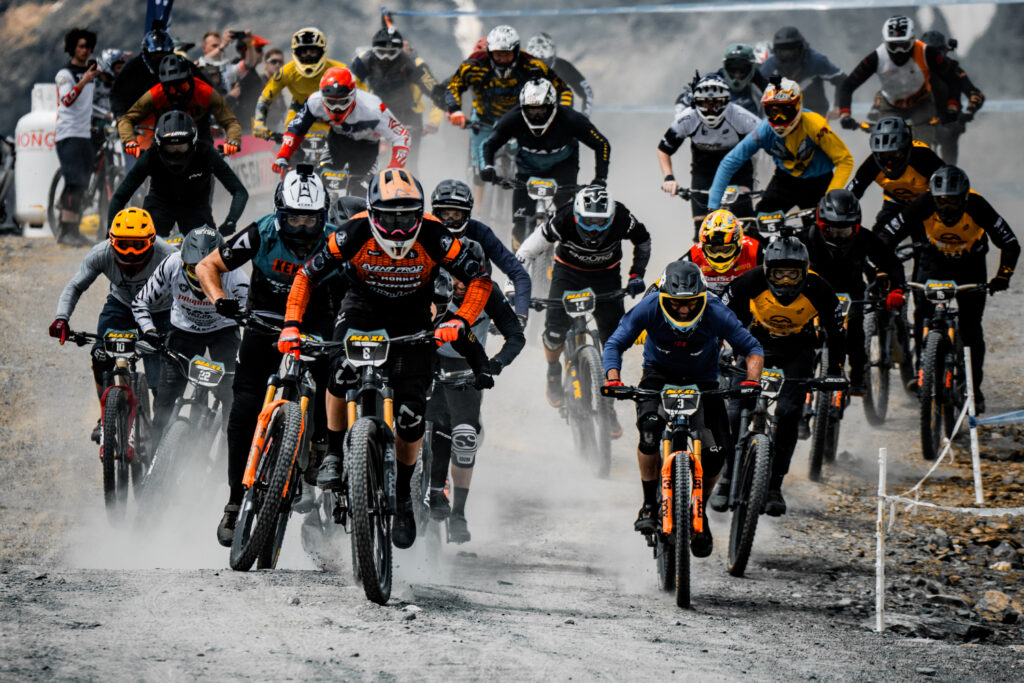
left=55, top=27, right=99, bottom=246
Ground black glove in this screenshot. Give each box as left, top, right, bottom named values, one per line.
left=473, top=372, right=495, bottom=390
left=626, top=274, right=645, bottom=298
left=989, top=266, right=1013, bottom=294
left=217, top=220, right=236, bottom=236
left=942, top=107, right=960, bottom=124
left=839, top=116, right=858, bottom=130
left=590, top=177, right=607, bottom=187
left=488, top=358, right=504, bottom=376
left=215, top=297, right=241, bottom=319
left=479, top=166, right=497, bottom=183
left=142, top=330, right=165, bottom=350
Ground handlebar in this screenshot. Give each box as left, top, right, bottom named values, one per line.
left=907, top=281, right=988, bottom=294
left=66, top=330, right=158, bottom=355
left=529, top=289, right=626, bottom=311
left=600, top=384, right=744, bottom=401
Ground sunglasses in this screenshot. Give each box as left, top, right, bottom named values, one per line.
left=266, top=58, right=283, bottom=65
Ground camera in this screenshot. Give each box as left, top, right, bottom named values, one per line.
left=229, top=30, right=247, bottom=41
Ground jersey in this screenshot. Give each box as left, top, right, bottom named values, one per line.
left=463, top=218, right=532, bottom=317
left=708, top=111, right=853, bottom=210
left=801, top=225, right=905, bottom=295
left=658, top=102, right=760, bottom=170
left=55, top=240, right=178, bottom=320
left=837, top=43, right=959, bottom=113
left=549, top=56, right=593, bottom=117
left=254, top=59, right=356, bottom=128
left=849, top=143, right=944, bottom=206
left=117, top=80, right=242, bottom=146
left=132, top=251, right=249, bottom=333
left=349, top=50, right=441, bottom=124
left=759, top=49, right=845, bottom=113
left=482, top=104, right=610, bottom=178
left=602, top=292, right=763, bottom=382
left=681, top=236, right=761, bottom=296
left=219, top=215, right=340, bottom=320
left=723, top=268, right=845, bottom=372
left=438, top=285, right=525, bottom=370
left=285, top=216, right=492, bottom=332
left=56, top=62, right=94, bottom=141
left=517, top=201, right=652, bottom=276
left=445, top=52, right=572, bottom=124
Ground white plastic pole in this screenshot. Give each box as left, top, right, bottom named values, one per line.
left=875, top=447, right=887, bottom=633
left=963, top=347, right=984, bottom=505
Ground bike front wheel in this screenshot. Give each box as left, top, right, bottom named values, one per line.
left=102, top=387, right=131, bottom=523
left=577, top=346, right=612, bottom=478
left=347, top=418, right=393, bottom=605
left=673, top=451, right=693, bottom=609
left=728, top=434, right=771, bottom=577
left=862, top=311, right=891, bottom=425
left=918, top=331, right=947, bottom=461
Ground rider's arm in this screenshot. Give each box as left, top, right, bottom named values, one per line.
left=444, top=238, right=493, bottom=326
left=816, top=122, right=855, bottom=191
left=622, top=208, right=652, bottom=278
left=925, top=48, right=962, bottom=112
left=55, top=245, right=107, bottom=321
left=720, top=270, right=756, bottom=328
left=198, top=223, right=261, bottom=302
left=284, top=231, right=347, bottom=328
left=863, top=231, right=906, bottom=289
left=208, top=148, right=249, bottom=224
left=807, top=276, right=847, bottom=375
left=349, top=54, right=370, bottom=82
left=116, top=89, right=155, bottom=146
left=711, top=297, right=764, bottom=364
left=601, top=295, right=652, bottom=378
left=208, top=89, right=243, bottom=146
left=411, top=55, right=441, bottom=105
left=848, top=156, right=879, bottom=200
left=836, top=51, right=879, bottom=114
left=374, top=104, right=412, bottom=167
left=444, top=61, right=473, bottom=112
left=480, top=111, right=515, bottom=169
left=954, top=64, right=985, bottom=111
left=131, top=253, right=176, bottom=332
left=554, top=57, right=593, bottom=117
left=707, top=125, right=765, bottom=210
left=970, top=193, right=1020, bottom=273
left=107, top=151, right=152, bottom=226
left=566, top=108, right=610, bottom=181
left=471, top=221, right=532, bottom=317
left=276, top=98, right=317, bottom=163
left=875, top=193, right=927, bottom=247
left=515, top=220, right=556, bottom=264
left=254, top=68, right=286, bottom=127
left=486, top=289, right=526, bottom=369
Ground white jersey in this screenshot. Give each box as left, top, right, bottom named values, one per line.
left=303, top=90, right=411, bottom=148
left=661, top=102, right=760, bottom=154
left=132, top=252, right=249, bottom=334
left=874, top=43, right=928, bottom=107
left=56, top=240, right=178, bottom=319
left=55, top=64, right=95, bottom=141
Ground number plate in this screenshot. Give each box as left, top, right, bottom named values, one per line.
left=526, top=177, right=557, bottom=200
left=721, top=185, right=747, bottom=206
left=188, top=355, right=226, bottom=388
left=344, top=329, right=390, bottom=368
left=562, top=288, right=596, bottom=317
left=661, top=384, right=701, bottom=416
left=924, top=279, right=957, bottom=302
left=760, top=368, right=785, bottom=398
left=836, top=292, right=852, bottom=317
left=103, top=329, right=137, bottom=357
left=756, top=211, right=784, bottom=235
left=321, top=169, right=348, bottom=192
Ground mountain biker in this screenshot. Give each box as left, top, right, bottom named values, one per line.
left=516, top=185, right=651, bottom=425
left=837, top=15, right=962, bottom=148
left=525, top=32, right=593, bottom=117
left=679, top=210, right=761, bottom=297
left=657, top=73, right=760, bottom=236
left=117, top=54, right=242, bottom=154
left=759, top=26, right=846, bottom=115
left=195, top=166, right=342, bottom=547
left=480, top=77, right=611, bottom=247
left=132, top=225, right=249, bottom=437
left=602, top=261, right=764, bottom=556
left=721, top=237, right=845, bottom=514
left=708, top=77, right=854, bottom=216
left=271, top=66, right=410, bottom=176
left=350, top=26, right=442, bottom=171
left=109, top=110, right=248, bottom=238
left=801, top=189, right=905, bottom=396
left=849, top=116, right=944, bottom=231
left=253, top=27, right=362, bottom=141
left=719, top=43, right=770, bottom=116
left=110, top=25, right=208, bottom=120
left=427, top=240, right=526, bottom=543
left=49, top=208, right=176, bottom=442
left=279, top=168, right=493, bottom=551
left=92, top=48, right=128, bottom=124
left=444, top=25, right=572, bottom=206
left=878, top=166, right=1019, bottom=413
left=920, top=30, right=985, bottom=165
left=431, top=179, right=532, bottom=321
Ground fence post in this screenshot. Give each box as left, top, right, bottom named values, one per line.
left=875, top=447, right=887, bottom=633
left=963, top=347, right=984, bottom=505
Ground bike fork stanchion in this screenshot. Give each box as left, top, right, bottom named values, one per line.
left=875, top=446, right=887, bottom=634
left=962, top=347, right=984, bottom=505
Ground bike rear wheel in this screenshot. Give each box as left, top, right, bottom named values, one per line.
left=673, top=451, right=693, bottom=609
left=347, top=418, right=393, bottom=605
left=728, top=434, right=771, bottom=577
left=102, top=387, right=130, bottom=523
left=919, top=331, right=946, bottom=461
left=862, top=311, right=891, bottom=425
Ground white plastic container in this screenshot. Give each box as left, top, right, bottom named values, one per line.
left=14, top=83, right=60, bottom=236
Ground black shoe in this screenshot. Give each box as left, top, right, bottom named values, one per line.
left=428, top=490, right=450, bottom=520
left=392, top=498, right=417, bottom=549
left=607, top=408, right=622, bottom=439
left=546, top=370, right=564, bottom=408
left=797, top=416, right=811, bottom=441
left=316, top=453, right=343, bottom=489
left=217, top=504, right=240, bottom=547
left=708, top=479, right=729, bottom=513
left=634, top=503, right=658, bottom=534
left=765, top=489, right=787, bottom=517
left=691, top=520, right=713, bottom=558
left=448, top=512, right=471, bottom=543
left=91, top=419, right=101, bottom=444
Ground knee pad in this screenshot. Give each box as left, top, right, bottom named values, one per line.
left=396, top=402, right=426, bottom=442
left=543, top=328, right=566, bottom=351
left=451, top=423, right=478, bottom=468
left=637, top=413, right=662, bottom=455
left=328, top=357, right=357, bottom=396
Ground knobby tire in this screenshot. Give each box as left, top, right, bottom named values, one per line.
left=862, top=312, right=890, bottom=425
left=919, top=331, right=946, bottom=462
left=579, top=346, right=611, bottom=478
left=674, top=450, right=693, bottom=608
left=102, top=387, right=129, bottom=522
left=347, top=418, right=393, bottom=605
left=728, top=434, right=771, bottom=577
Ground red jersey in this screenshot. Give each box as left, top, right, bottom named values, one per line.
left=685, top=236, right=760, bottom=296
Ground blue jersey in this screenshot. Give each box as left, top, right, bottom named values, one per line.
left=602, top=293, right=762, bottom=383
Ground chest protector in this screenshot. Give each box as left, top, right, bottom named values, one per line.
left=749, top=290, right=818, bottom=337
left=689, top=238, right=759, bottom=296
left=922, top=196, right=985, bottom=257
left=875, top=42, right=930, bottom=108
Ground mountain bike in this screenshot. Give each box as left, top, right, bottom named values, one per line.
left=603, top=383, right=738, bottom=608
left=47, top=123, right=127, bottom=240
left=806, top=293, right=855, bottom=483
left=495, top=176, right=580, bottom=287
left=861, top=286, right=914, bottom=425
left=469, top=121, right=516, bottom=232
left=141, top=347, right=232, bottom=521
left=738, top=207, right=816, bottom=244
left=532, top=288, right=625, bottom=478
left=230, top=314, right=322, bottom=571
left=68, top=328, right=157, bottom=523
left=674, top=185, right=761, bottom=241
left=908, top=280, right=987, bottom=461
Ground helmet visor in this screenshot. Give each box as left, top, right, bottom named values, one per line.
left=767, top=266, right=804, bottom=285
left=725, top=61, right=751, bottom=81
left=821, top=223, right=858, bottom=244
left=165, top=80, right=192, bottom=99
left=160, top=142, right=191, bottom=157
left=703, top=243, right=739, bottom=259
left=775, top=44, right=802, bottom=64
left=373, top=209, right=421, bottom=236
left=578, top=215, right=612, bottom=231
left=887, top=39, right=914, bottom=54
left=875, top=149, right=907, bottom=174
left=660, top=292, right=707, bottom=331
left=523, top=104, right=553, bottom=125
left=695, top=97, right=727, bottom=119
left=111, top=236, right=154, bottom=262
left=934, top=194, right=966, bottom=219
left=296, top=46, right=324, bottom=64
left=372, top=46, right=401, bottom=60
left=764, top=102, right=799, bottom=127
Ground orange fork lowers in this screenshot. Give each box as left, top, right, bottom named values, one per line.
left=242, top=398, right=288, bottom=488
left=660, top=446, right=675, bottom=536
left=690, top=442, right=704, bottom=534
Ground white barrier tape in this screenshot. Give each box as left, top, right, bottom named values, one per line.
left=894, top=398, right=971, bottom=501
left=884, top=495, right=1024, bottom=517
left=391, top=0, right=1024, bottom=18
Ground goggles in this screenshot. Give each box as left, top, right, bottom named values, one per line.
left=821, top=223, right=858, bottom=242
left=184, top=263, right=199, bottom=281
left=111, top=236, right=154, bottom=255
left=324, top=92, right=354, bottom=113
left=578, top=215, right=612, bottom=231
left=887, top=39, right=914, bottom=54
left=768, top=267, right=803, bottom=284
left=765, top=102, right=798, bottom=125
left=875, top=149, right=906, bottom=170
left=372, top=46, right=401, bottom=60
left=165, top=80, right=192, bottom=98
left=160, top=141, right=191, bottom=156
left=373, top=210, right=421, bottom=235
left=703, top=243, right=738, bottom=258
left=695, top=97, right=727, bottom=116
left=725, top=62, right=751, bottom=79
left=934, top=195, right=965, bottom=212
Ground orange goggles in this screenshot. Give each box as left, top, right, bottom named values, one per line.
left=111, top=236, right=154, bottom=255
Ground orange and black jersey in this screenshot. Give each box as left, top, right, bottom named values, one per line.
left=445, top=52, right=572, bottom=122
left=723, top=268, right=846, bottom=373
left=849, top=143, right=944, bottom=206
left=880, top=191, right=1020, bottom=270
left=285, top=215, right=492, bottom=328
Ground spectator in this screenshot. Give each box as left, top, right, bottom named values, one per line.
left=221, top=30, right=270, bottom=133
left=55, top=27, right=99, bottom=247
left=259, top=48, right=289, bottom=130
left=200, top=31, right=226, bottom=63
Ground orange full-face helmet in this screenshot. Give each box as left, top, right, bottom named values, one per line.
left=109, top=208, right=156, bottom=267
left=319, top=66, right=356, bottom=125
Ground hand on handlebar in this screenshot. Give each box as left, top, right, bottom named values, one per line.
left=49, top=318, right=69, bottom=344
left=661, top=178, right=678, bottom=195
left=473, top=372, right=495, bottom=390
left=448, top=111, right=467, bottom=129
left=885, top=288, right=905, bottom=311
left=215, top=297, right=241, bottom=320
left=479, top=165, right=497, bottom=184
left=626, top=275, right=646, bottom=298
left=252, top=124, right=273, bottom=140
left=142, top=329, right=166, bottom=350
left=839, top=115, right=859, bottom=131
left=434, top=318, right=465, bottom=345
left=272, top=157, right=290, bottom=176
left=277, top=325, right=301, bottom=356
left=124, top=141, right=142, bottom=158
left=222, top=141, right=240, bottom=156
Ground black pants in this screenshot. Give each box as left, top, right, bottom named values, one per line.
left=756, top=169, right=833, bottom=215
left=56, top=137, right=94, bottom=216
left=144, top=192, right=215, bottom=238
left=425, top=355, right=483, bottom=488
left=512, top=160, right=578, bottom=247
left=543, top=262, right=623, bottom=350
left=847, top=305, right=866, bottom=384
left=764, top=347, right=817, bottom=488
left=152, top=327, right=240, bottom=438
left=327, top=135, right=379, bottom=180
left=635, top=369, right=729, bottom=479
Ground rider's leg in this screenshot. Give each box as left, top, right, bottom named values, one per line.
left=543, top=263, right=573, bottom=405
left=152, top=329, right=204, bottom=438
left=55, top=138, right=92, bottom=244
left=847, top=304, right=867, bottom=393
left=206, top=327, right=241, bottom=420
left=956, top=273, right=988, bottom=400
left=141, top=194, right=179, bottom=238
left=447, top=375, right=482, bottom=519
left=634, top=369, right=666, bottom=531
left=767, top=350, right=815, bottom=503
left=225, top=329, right=280, bottom=504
